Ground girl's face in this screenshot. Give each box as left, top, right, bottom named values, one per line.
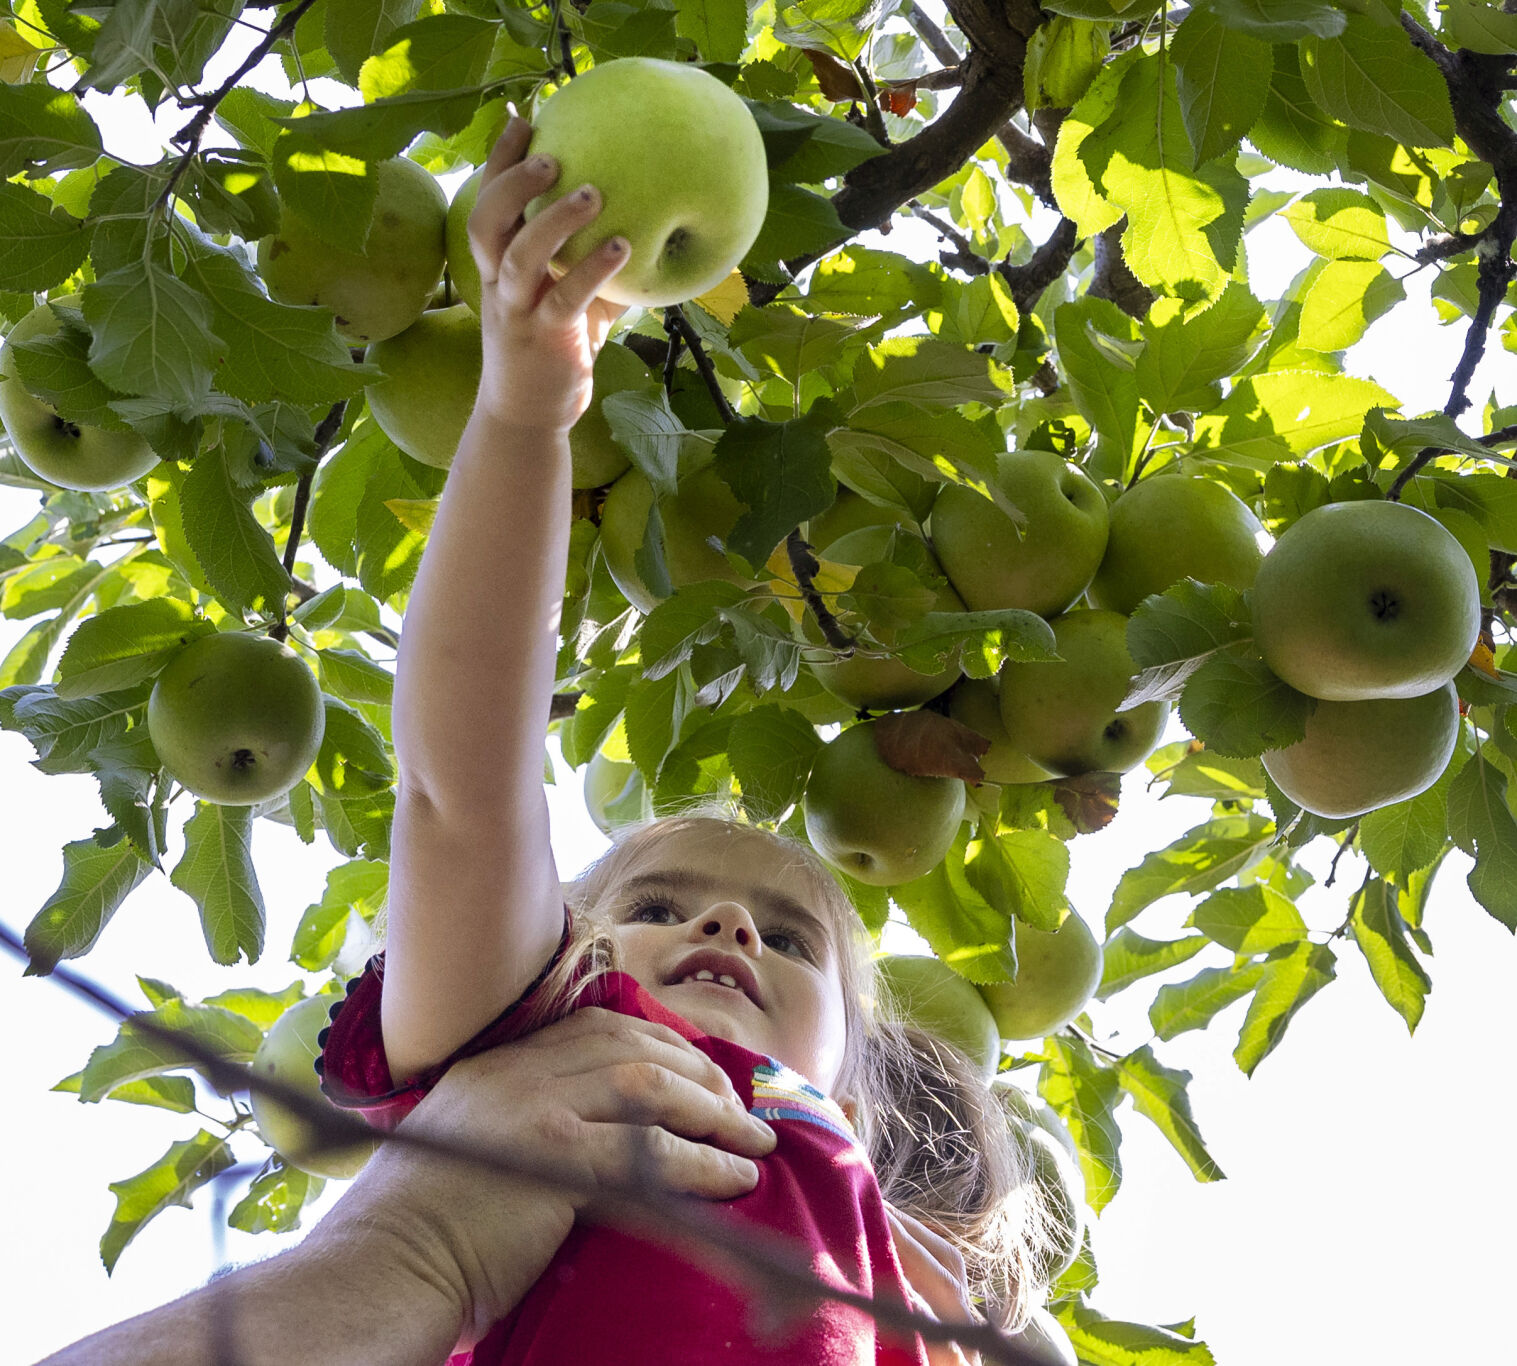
left=604, top=823, right=850, bottom=1094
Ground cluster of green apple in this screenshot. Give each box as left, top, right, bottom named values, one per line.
left=1249, top=498, right=1478, bottom=819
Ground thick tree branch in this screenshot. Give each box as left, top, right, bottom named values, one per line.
left=900, top=0, right=962, bottom=67
left=996, top=119, right=1055, bottom=207
left=910, top=204, right=1078, bottom=316
left=1088, top=223, right=1154, bottom=319
left=750, top=0, right=1041, bottom=306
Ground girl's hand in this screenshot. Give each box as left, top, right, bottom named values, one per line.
left=467, top=115, right=630, bottom=433
left=354, top=1007, right=777, bottom=1348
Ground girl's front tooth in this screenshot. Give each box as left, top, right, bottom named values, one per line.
left=717, top=974, right=737, bottom=988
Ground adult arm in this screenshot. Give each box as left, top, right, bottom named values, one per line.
left=382, top=118, right=629, bottom=1082
left=38, top=1009, right=775, bottom=1366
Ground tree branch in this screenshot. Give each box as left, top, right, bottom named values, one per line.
left=1088, top=222, right=1154, bottom=320
left=900, top=0, right=962, bottom=67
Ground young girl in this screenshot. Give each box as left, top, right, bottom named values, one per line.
left=316, top=117, right=1054, bottom=1366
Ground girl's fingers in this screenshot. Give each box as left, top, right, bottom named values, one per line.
left=467, top=124, right=559, bottom=288
left=539, top=237, right=629, bottom=331
left=493, top=180, right=607, bottom=300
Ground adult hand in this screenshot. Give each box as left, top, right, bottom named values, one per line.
left=316, top=1006, right=778, bottom=1351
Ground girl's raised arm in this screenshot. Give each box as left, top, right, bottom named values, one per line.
left=379, top=119, right=629, bottom=1084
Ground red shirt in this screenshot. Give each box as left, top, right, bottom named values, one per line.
left=318, top=930, right=930, bottom=1366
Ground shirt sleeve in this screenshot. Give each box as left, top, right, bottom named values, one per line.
left=315, top=908, right=574, bottom=1132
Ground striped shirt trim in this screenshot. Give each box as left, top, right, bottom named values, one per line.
left=751, top=1059, right=860, bottom=1147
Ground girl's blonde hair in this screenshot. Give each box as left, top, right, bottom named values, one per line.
left=517, top=807, right=1062, bottom=1330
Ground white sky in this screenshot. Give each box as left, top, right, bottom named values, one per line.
left=4, top=11, right=1517, bottom=1365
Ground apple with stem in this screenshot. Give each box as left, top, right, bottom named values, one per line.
left=524, top=58, right=770, bottom=308
left=148, top=632, right=326, bottom=806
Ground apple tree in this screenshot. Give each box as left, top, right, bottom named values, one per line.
left=3, top=0, right=1516, bottom=1359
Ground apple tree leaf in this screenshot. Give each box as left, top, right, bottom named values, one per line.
left=1445, top=752, right=1517, bottom=931
left=350, top=438, right=447, bottom=605
left=179, top=449, right=292, bottom=618
left=80, top=1000, right=263, bottom=1101
left=314, top=785, right=394, bottom=863
left=804, top=246, right=941, bottom=318
left=0, top=82, right=103, bottom=178
left=100, top=1130, right=237, bottom=1274
left=726, top=705, right=822, bottom=822
left=81, top=258, right=221, bottom=407
left=0, top=181, right=90, bottom=291
left=1116, top=1045, right=1226, bottom=1183
left=1134, top=284, right=1267, bottom=416
left=1349, top=878, right=1431, bottom=1034
left=1122, top=580, right=1252, bottom=709
left=1178, top=646, right=1314, bottom=759
left=1170, top=8, right=1271, bottom=166
left=890, top=829, right=1017, bottom=984
left=624, top=665, right=695, bottom=783
left=1187, top=884, right=1307, bottom=955
left=310, top=696, right=393, bottom=799
left=53, top=1070, right=198, bottom=1113
left=1148, top=745, right=1266, bottom=802
left=169, top=802, right=267, bottom=967
left=1096, top=929, right=1209, bottom=1000
left=1053, top=296, right=1141, bottom=460
left=326, top=0, right=422, bottom=85
left=1149, top=960, right=1268, bottom=1041
left=21, top=834, right=153, bottom=976
left=9, top=322, right=137, bottom=432
left=204, top=982, right=308, bottom=1030
left=1056, top=1298, right=1220, bottom=1364
left=672, top=0, right=748, bottom=64
left=1038, top=1035, right=1122, bottom=1213
left=179, top=239, right=379, bottom=405
left=1297, top=259, right=1404, bottom=352
left=1107, top=813, right=1275, bottom=933
left=1282, top=187, right=1391, bottom=260
left=742, top=183, right=846, bottom=280
left=1261, top=461, right=1331, bottom=536
left=3, top=682, right=150, bottom=775
left=54, top=598, right=210, bottom=700
left=292, top=857, right=389, bottom=971
left=875, top=709, right=988, bottom=782
left=1193, top=370, right=1398, bottom=458
left=92, top=735, right=170, bottom=867
left=1357, top=740, right=1465, bottom=879
left=1299, top=16, right=1454, bottom=150
left=847, top=334, right=1007, bottom=414
left=966, top=827, right=1070, bottom=937
left=1233, top=940, right=1337, bottom=1076
left=713, top=411, right=837, bottom=569
left=229, top=1160, right=327, bottom=1236
left=1208, top=0, right=1345, bottom=40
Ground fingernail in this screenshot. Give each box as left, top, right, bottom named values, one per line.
left=575, top=184, right=597, bottom=204
left=606, top=237, right=628, bottom=255
left=528, top=154, right=554, bottom=173
left=749, top=1116, right=777, bottom=1142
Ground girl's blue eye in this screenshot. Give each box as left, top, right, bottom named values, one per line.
left=628, top=900, right=677, bottom=924
left=763, top=928, right=813, bottom=960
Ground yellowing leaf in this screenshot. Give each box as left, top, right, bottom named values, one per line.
left=693, top=269, right=748, bottom=326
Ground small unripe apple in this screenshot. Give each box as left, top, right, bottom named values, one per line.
left=524, top=58, right=770, bottom=308
left=249, top=996, right=379, bottom=1180
left=148, top=632, right=326, bottom=806
left=947, top=678, right=1051, bottom=785
left=444, top=165, right=485, bottom=314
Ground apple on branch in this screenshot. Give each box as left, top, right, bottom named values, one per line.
left=364, top=303, right=482, bottom=470
left=1251, top=499, right=1480, bottom=702
left=803, top=720, right=966, bottom=887
left=524, top=58, right=770, bottom=308
left=875, top=952, right=1002, bottom=1081
left=929, top=450, right=1110, bottom=618
left=257, top=155, right=448, bottom=344
left=977, top=912, right=1103, bottom=1042
left=1086, top=472, right=1265, bottom=616
left=147, top=632, right=327, bottom=807
left=0, top=302, right=160, bottom=492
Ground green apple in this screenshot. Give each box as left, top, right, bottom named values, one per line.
left=807, top=487, right=912, bottom=549
left=598, top=463, right=750, bottom=612
left=249, top=996, right=380, bottom=1180
left=800, top=525, right=964, bottom=710
left=524, top=58, right=769, bottom=308
left=994, top=1085, right=1087, bottom=1285
left=995, top=1082, right=1079, bottom=1161
left=365, top=304, right=482, bottom=469
left=948, top=678, right=1051, bottom=785
left=445, top=164, right=485, bottom=314
left=1086, top=474, right=1265, bottom=615
left=257, top=155, right=448, bottom=343
left=997, top=609, right=1168, bottom=777
left=1252, top=500, right=1480, bottom=701
left=570, top=342, right=659, bottom=489
left=929, top=451, right=1110, bottom=617
left=875, top=953, right=1001, bottom=1081
left=1014, top=1308, right=1078, bottom=1366
left=1262, top=682, right=1460, bottom=818
left=977, top=912, right=1103, bottom=1041
left=583, top=748, right=648, bottom=833
left=0, top=303, right=159, bottom=491
left=803, top=720, right=966, bottom=886
left=148, top=632, right=326, bottom=806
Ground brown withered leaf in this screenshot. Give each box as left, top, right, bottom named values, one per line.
left=877, top=83, right=918, bottom=117
left=804, top=49, right=866, bottom=102
left=873, top=710, right=989, bottom=783
left=1048, top=771, right=1121, bottom=835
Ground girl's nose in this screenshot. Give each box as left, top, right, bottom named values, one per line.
left=697, top=902, right=761, bottom=952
